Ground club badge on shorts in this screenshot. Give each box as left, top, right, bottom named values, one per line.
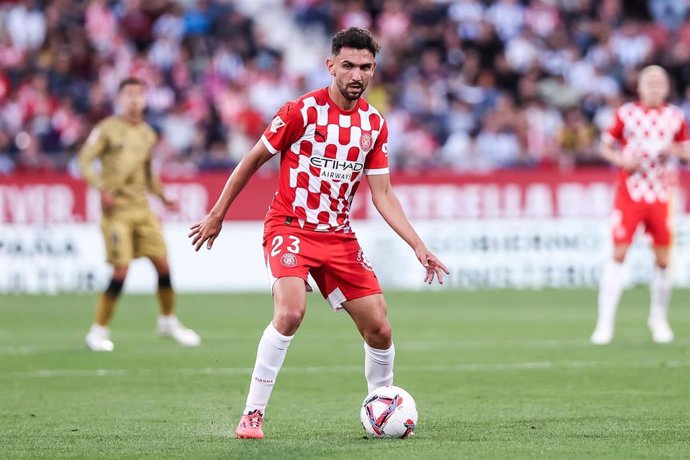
left=360, top=132, right=373, bottom=152
left=281, top=253, right=297, bottom=267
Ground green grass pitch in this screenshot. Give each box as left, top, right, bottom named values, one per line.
left=1, top=289, right=689, bottom=459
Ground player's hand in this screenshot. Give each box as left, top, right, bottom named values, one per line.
left=660, top=144, right=688, bottom=160
left=414, top=244, right=450, bottom=285
left=188, top=213, right=223, bottom=251
left=162, top=196, right=180, bottom=212
left=101, top=190, right=115, bottom=215
left=620, top=156, right=640, bottom=171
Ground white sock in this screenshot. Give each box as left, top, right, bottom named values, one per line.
left=244, top=322, right=293, bottom=414
left=597, top=259, right=624, bottom=327
left=650, top=266, right=672, bottom=322
left=157, top=315, right=176, bottom=328
left=364, top=343, right=395, bottom=393
left=88, top=324, right=109, bottom=335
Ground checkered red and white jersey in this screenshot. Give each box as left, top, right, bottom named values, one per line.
left=603, top=102, right=689, bottom=203
left=260, top=87, right=389, bottom=232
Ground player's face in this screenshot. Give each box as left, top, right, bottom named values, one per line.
left=328, top=48, right=376, bottom=101
left=638, top=70, right=669, bottom=107
left=118, top=84, right=147, bottom=117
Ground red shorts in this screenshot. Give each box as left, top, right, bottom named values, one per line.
left=611, top=191, right=672, bottom=246
left=263, top=221, right=382, bottom=310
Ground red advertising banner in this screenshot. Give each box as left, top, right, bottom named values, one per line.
left=2, top=169, right=686, bottom=224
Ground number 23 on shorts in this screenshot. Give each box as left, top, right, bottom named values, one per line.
left=269, top=235, right=302, bottom=269
left=270, top=235, right=301, bottom=256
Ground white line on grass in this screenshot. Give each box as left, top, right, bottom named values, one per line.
left=400, top=337, right=690, bottom=350
left=3, top=360, right=690, bottom=379
left=5, top=338, right=690, bottom=355
left=0, top=345, right=81, bottom=355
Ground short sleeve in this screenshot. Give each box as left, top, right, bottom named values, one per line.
left=78, top=122, right=111, bottom=190
left=602, top=108, right=624, bottom=145
left=364, top=119, right=389, bottom=175
left=674, top=114, right=690, bottom=144
left=260, top=101, right=305, bottom=155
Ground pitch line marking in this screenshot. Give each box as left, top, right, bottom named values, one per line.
left=3, top=360, right=690, bottom=379
left=5, top=338, right=690, bottom=355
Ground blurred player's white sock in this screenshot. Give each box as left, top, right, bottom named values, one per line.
left=244, top=322, right=293, bottom=414
left=592, top=259, right=624, bottom=344
left=364, top=343, right=395, bottom=392
left=648, top=266, right=673, bottom=343
left=649, top=266, right=672, bottom=321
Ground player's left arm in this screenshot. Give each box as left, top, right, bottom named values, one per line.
left=145, top=134, right=178, bottom=211
left=365, top=119, right=449, bottom=283
left=664, top=114, right=690, bottom=160
left=367, top=173, right=449, bottom=284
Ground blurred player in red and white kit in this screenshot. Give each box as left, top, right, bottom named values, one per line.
left=592, top=65, right=690, bottom=345
left=188, top=27, right=449, bottom=439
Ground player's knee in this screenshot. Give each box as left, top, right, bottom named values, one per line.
left=273, top=308, right=305, bottom=335
left=152, top=258, right=170, bottom=275
left=366, top=322, right=392, bottom=349
left=612, top=249, right=627, bottom=263
left=656, top=258, right=669, bottom=269
left=111, top=266, right=128, bottom=282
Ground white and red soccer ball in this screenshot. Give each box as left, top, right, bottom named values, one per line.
left=360, top=385, right=418, bottom=439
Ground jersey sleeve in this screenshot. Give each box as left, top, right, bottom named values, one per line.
left=78, top=122, right=109, bottom=190
left=674, top=114, right=690, bottom=144
left=602, top=108, right=624, bottom=145
left=260, top=101, right=305, bottom=155
left=364, top=119, right=389, bottom=175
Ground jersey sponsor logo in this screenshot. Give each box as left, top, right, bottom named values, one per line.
left=360, top=132, right=373, bottom=152
left=309, top=157, right=364, bottom=181
left=270, top=116, right=286, bottom=133
left=280, top=252, right=297, bottom=267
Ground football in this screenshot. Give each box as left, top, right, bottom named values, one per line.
left=360, top=385, right=418, bottom=439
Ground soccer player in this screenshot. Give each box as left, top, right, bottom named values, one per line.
left=188, top=27, right=449, bottom=439
left=79, top=77, right=201, bottom=352
left=592, top=65, right=689, bottom=345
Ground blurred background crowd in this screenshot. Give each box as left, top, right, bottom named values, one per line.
left=1, top=0, right=689, bottom=176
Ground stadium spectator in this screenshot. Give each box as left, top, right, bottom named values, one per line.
left=0, top=0, right=687, bottom=175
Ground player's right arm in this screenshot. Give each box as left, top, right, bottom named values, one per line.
left=189, top=101, right=304, bottom=251
left=599, top=108, right=639, bottom=171
left=78, top=123, right=116, bottom=213
left=188, top=140, right=274, bottom=250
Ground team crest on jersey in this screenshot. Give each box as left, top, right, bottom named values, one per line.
left=270, top=116, right=286, bottom=133
left=360, top=132, right=373, bottom=152
left=281, top=253, right=297, bottom=267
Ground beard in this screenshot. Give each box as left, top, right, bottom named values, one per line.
left=338, top=81, right=365, bottom=101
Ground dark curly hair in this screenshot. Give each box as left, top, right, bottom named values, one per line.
left=331, top=27, right=381, bottom=57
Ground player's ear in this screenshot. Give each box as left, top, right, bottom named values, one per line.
left=326, top=57, right=336, bottom=76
